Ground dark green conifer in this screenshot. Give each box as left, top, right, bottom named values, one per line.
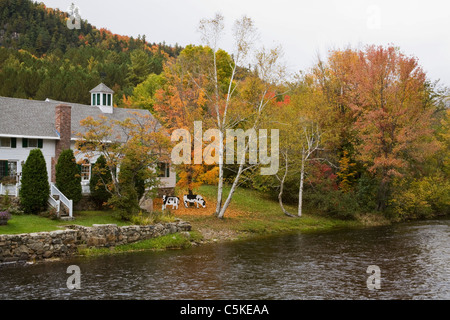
left=19, top=148, right=50, bottom=214
left=55, top=149, right=82, bottom=204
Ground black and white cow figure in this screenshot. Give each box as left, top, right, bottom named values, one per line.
left=183, top=194, right=206, bottom=208
left=162, top=195, right=180, bottom=210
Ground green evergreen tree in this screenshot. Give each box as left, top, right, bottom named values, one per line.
left=127, top=49, right=151, bottom=86
left=55, top=149, right=82, bottom=204
left=89, top=155, right=112, bottom=208
left=19, top=148, right=50, bottom=214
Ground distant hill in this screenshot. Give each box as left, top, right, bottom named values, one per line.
left=0, top=0, right=182, bottom=105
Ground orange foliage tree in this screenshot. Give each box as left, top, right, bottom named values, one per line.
left=153, top=45, right=227, bottom=193
left=314, top=45, right=439, bottom=210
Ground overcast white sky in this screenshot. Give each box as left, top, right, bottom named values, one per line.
left=40, top=0, right=450, bottom=87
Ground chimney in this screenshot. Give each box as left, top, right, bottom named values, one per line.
left=51, top=104, right=72, bottom=182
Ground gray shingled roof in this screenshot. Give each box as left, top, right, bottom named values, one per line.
left=0, top=96, right=160, bottom=140
left=89, top=83, right=114, bottom=94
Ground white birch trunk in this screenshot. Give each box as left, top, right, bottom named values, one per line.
left=298, top=148, right=306, bottom=217
left=216, top=129, right=224, bottom=215
left=217, top=162, right=244, bottom=219
left=217, top=138, right=249, bottom=219
left=277, top=151, right=296, bottom=217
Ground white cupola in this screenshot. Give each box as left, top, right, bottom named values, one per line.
left=90, top=83, right=114, bottom=114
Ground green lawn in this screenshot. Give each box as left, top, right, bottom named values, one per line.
left=0, top=211, right=130, bottom=235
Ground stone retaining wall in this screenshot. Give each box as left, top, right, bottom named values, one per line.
left=0, top=220, right=191, bottom=264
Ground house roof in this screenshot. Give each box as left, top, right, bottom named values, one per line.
left=0, top=96, right=160, bottom=141
left=89, top=83, right=114, bottom=94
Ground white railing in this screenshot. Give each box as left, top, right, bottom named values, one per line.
left=50, top=183, right=73, bottom=218
left=48, top=195, right=60, bottom=214
left=0, top=183, right=20, bottom=197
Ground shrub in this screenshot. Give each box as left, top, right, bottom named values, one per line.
left=0, top=210, right=11, bottom=221
left=108, top=155, right=148, bottom=221
left=355, top=173, right=378, bottom=212
left=130, top=210, right=175, bottom=225
left=304, top=189, right=360, bottom=220
left=7, top=205, right=24, bottom=216
left=19, top=149, right=50, bottom=214
left=0, top=210, right=11, bottom=226
left=108, top=189, right=139, bottom=221
left=89, top=155, right=112, bottom=208
left=1, top=191, right=11, bottom=210
left=390, top=175, right=450, bottom=220
left=0, top=194, right=23, bottom=215
left=55, top=149, right=82, bottom=204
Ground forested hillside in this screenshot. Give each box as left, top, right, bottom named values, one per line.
left=0, top=0, right=182, bottom=105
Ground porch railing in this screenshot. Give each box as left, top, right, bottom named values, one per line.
left=0, top=183, right=20, bottom=197
left=50, top=183, right=73, bottom=218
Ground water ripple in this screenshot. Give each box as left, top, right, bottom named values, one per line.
left=0, top=218, right=449, bottom=300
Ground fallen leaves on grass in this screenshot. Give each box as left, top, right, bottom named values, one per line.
left=154, top=197, right=252, bottom=218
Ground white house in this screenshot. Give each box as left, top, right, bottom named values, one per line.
left=0, top=83, right=176, bottom=214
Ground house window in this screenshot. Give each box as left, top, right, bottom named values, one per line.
left=8, top=161, right=17, bottom=177
left=107, top=94, right=112, bottom=106
left=92, top=94, right=96, bottom=105
left=22, top=138, right=43, bottom=148
left=97, top=93, right=100, bottom=105
left=1, top=138, right=16, bottom=148
left=81, top=159, right=91, bottom=181
left=158, top=162, right=170, bottom=178
left=0, top=160, right=17, bottom=181
left=28, top=139, right=38, bottom=148
left=0, top=138, right=11, bottom=148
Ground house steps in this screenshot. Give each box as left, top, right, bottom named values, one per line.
left=48, top=184, right=73, bottom=220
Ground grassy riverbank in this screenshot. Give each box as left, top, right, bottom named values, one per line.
left=78, top=231, right=204, bottom=256
left=78, top=185, right=390, bottom=257
left=0, top=185, right=391, bottom=257
left=171, top=185, right=390, bottom=243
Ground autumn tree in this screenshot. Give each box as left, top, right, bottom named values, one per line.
left=267, top=95, right=298, bottom=217
left=336, top=150, right=357, bottom=193
left=309, top=45, right=440, bottom=211
left=196, top=13, right=286, bottom=219
left=347, top=46, right=438, bottom=210
left=76, top=112, right=170, bottom=219
left=437, top=108, right=450, bottom=177
left=130, top=73, right=164, bottom=111
left=265, top=91, right=320, bottom=218
left=154, top=45, right=221, bottom=194
left=156, top=15, right=285, bottom=218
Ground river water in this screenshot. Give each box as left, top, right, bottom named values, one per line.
left=0, top=218, right=449, bottom=300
